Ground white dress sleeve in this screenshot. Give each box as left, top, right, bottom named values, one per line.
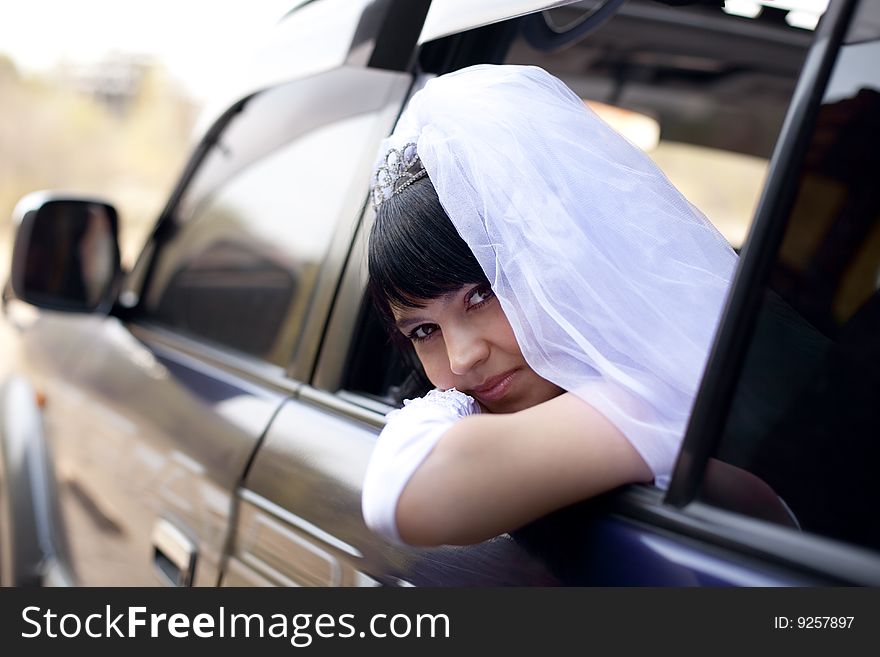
left=361, top=388, right=480, bottom=545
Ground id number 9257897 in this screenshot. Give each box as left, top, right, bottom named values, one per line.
left=773, top=617, right=854, bottom=629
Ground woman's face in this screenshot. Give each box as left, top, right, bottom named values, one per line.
left=392, top=283, right=564, bottom=413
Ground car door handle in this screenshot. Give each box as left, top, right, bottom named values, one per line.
left=151, top=518, right=197, bottom=586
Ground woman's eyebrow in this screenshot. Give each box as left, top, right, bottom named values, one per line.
left=393, top=291, right=458, bottom=331
left=394, top=314, right=424, bottom=332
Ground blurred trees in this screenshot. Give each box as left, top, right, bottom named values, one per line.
left=0, top=52, right=198, bottom=270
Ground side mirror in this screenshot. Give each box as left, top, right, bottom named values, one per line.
left=10, top=192, right=122, bottom=313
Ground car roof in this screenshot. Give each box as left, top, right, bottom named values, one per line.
left=420, top=0, right=578, bottom=42
left=192, top=0, right=580, bottom=137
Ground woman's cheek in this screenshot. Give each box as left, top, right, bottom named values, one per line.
left=416, top=343, right=454, bottom=389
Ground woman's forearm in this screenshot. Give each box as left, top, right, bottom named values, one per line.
left=395, top=396, right=652, bottom=546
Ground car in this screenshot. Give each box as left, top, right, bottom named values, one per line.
left=1, top=0, right=878, bottom=587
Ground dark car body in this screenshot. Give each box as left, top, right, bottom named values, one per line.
left=2, top=0, right=879, bottom=587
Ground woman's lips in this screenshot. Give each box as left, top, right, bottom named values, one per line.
left=471, top=369, right=519, bottom=403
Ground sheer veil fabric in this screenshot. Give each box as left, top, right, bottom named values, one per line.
left=379, top=65, right=738, bottom=486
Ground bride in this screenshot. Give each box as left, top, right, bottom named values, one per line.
left=361, top=64, right=738, bottom=546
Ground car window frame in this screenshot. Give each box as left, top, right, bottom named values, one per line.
left=114, top=0, right=433, bottom=385
left=118, top=67, right=413, bottom=386
left=666, top=0, right=862, bottom=507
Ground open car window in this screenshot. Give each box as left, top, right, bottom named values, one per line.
left=696, top=26, right=880, bottom=552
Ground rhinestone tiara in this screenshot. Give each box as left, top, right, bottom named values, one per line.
left=370, top=142, right=428, bottom=210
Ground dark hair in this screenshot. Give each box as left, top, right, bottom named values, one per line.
left=367, top=175, right=489, bottom=335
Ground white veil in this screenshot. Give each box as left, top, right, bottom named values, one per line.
left=379, top=65, right=737, bottom=486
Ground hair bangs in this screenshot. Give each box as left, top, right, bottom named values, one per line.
left=368, top=177, right=488, bottom=323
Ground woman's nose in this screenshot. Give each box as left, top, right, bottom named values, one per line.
left=445, top=326, right=489, bottom=375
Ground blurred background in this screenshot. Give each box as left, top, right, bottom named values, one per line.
left=0, top=0, right=293, bottom=275
left=0, top=0, right=827, bottom=280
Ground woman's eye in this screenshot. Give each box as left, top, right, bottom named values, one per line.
left=466, top=286, right=495, bottom=308
left=409, top=324, right=438, bottom=342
